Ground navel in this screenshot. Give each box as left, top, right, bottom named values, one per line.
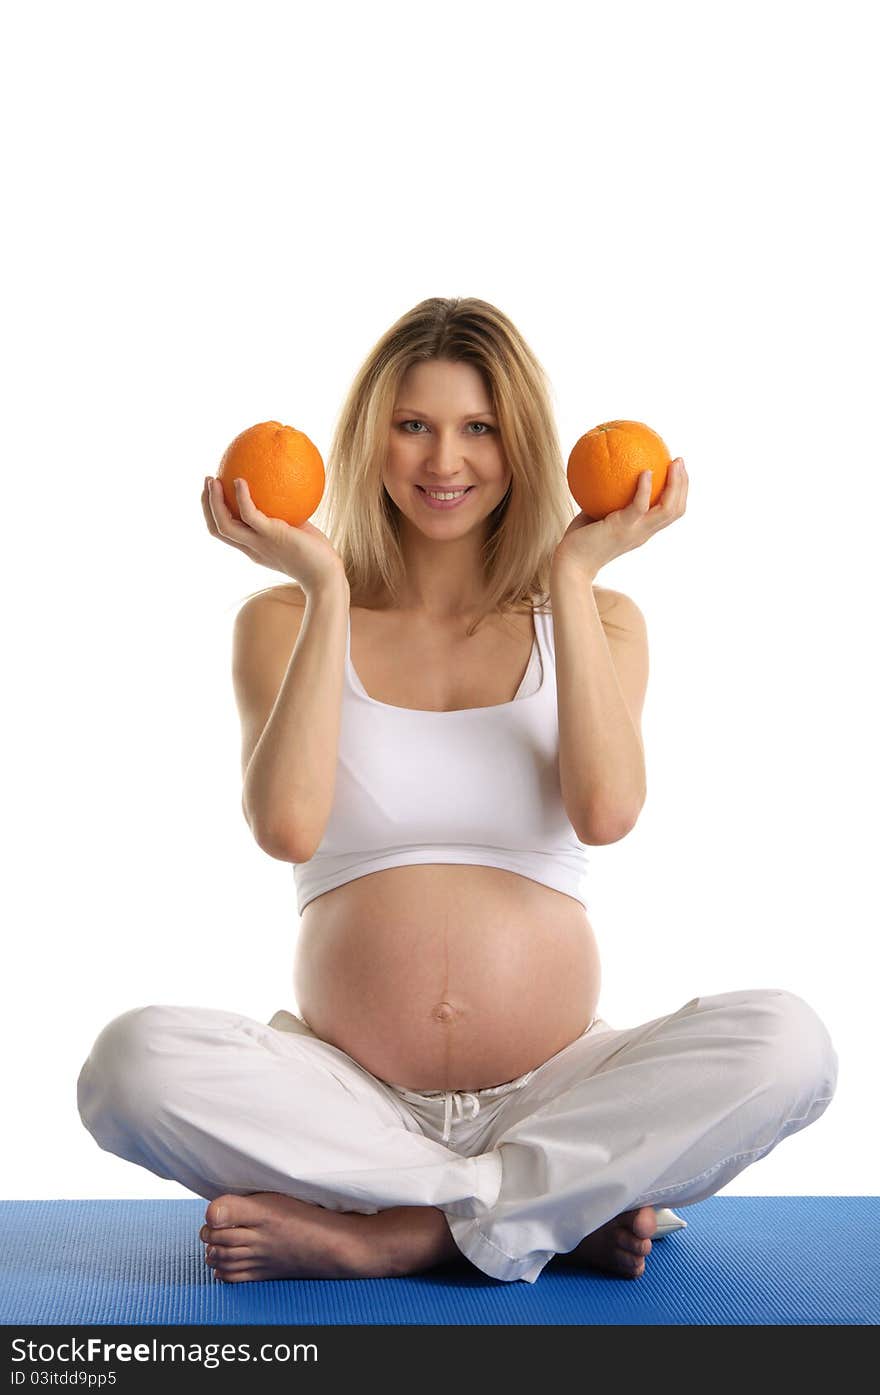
left=431, top=1001, right=457, bottom=1024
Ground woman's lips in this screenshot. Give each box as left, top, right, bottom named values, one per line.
left=416, top=486, right=475, bottom=511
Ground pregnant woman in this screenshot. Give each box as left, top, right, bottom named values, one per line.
left=77, top=297, right=838, bottom=1285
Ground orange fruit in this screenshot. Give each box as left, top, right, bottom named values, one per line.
left=567, top=420, right=671, bottom=518
left=217, top=421, right=325, bottom=526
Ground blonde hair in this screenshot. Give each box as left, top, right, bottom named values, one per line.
left=241, top=295, right=578, bottom=637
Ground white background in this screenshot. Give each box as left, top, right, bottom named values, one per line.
left=3, top=0, right=877, bottom=1201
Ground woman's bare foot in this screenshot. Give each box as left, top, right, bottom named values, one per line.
left=199, top=1194, right=458, bottom=1283
left=200, top=1192, right=379, bottom=1282
left=554, top=1205, right=658, bottom=1278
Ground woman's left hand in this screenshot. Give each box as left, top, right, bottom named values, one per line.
left=552, top=457, right=688, bottom=581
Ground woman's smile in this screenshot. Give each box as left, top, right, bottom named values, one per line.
left=415, top=485, right=476, bottom=510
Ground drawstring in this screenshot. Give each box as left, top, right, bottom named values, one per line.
left=441, top=1090, right=481, bottom=1143
left=389, top=1072, right=536, bottom=1144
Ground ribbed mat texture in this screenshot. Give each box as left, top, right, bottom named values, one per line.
left=1, top=1196, right=876, bottom=1326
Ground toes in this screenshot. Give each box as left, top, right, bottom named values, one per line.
left=614, top=1246, right=646, bottom=1278
left=556, top=1230, right=650, bottom=1279
left=202, top=1225, right=254, bottom=1249
left=205, top=1194, right=266, bottom=1229
left=214, top=1267, right=266, bottom=1284
left=205, top=1244, right=254, bottom=1268
left=205, top=1191, right=281, bottom=1231
left=205, top=1198, right=237, bottom=1228
left=210, top=1254, right=259, bottom=1275
left=209, top=1255, right=269, bottom=1283
left=616, top=1228, right=653, bottom=1257
left=628, top=1206, right=658, bottom=1240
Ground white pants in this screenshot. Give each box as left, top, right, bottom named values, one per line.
left=76, top=987, right=838, bottom=1283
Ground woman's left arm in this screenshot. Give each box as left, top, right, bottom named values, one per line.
left=549, top=456, right=688, bottom=844
left=549, top=569, right=649, bottom=844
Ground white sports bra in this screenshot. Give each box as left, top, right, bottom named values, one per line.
left=291, top=603, right=590, bottom=914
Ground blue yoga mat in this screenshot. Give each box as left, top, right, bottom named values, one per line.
left=1, top=1196, right=876, bottom=1326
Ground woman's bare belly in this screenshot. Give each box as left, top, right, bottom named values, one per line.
left=293, top=864, right=601, bottom=1092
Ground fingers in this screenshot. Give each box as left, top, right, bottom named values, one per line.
left=201, top=476, right=220, bottom=535
left=207, top=476, right=236, bottom=527
left=206, top=476, right=249, bottom=534
left=231, top=476, right=259, bottom=523
left=645, top=459, right=687, bottom=524
left=667, top=458, right=687, bottom=518
left=203, top=475, right=261, bottom=560
left=209, top=476, right=263, bottom=531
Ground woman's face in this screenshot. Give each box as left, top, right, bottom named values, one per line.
left=383, top=359, right=511, bottom=532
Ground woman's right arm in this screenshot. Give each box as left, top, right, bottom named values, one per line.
left=234, top=576, right=350, bottom=862
left=201, top=471, right=351, bottom=863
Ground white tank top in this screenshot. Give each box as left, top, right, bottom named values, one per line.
left=292, top=603, right=590, bottom=915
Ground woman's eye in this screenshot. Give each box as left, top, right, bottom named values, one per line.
left=400, top=421, right=491, bottom=435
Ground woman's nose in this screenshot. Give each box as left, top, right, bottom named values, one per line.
left=425, top=436, right=467, bottom=473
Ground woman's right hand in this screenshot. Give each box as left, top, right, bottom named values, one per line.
left=202, top=475, right=348, bottom=596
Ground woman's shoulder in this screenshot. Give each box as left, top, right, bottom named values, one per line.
left=591, top=585, right=643, bottom=621
left=233, top=585, right=310, bottom=651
